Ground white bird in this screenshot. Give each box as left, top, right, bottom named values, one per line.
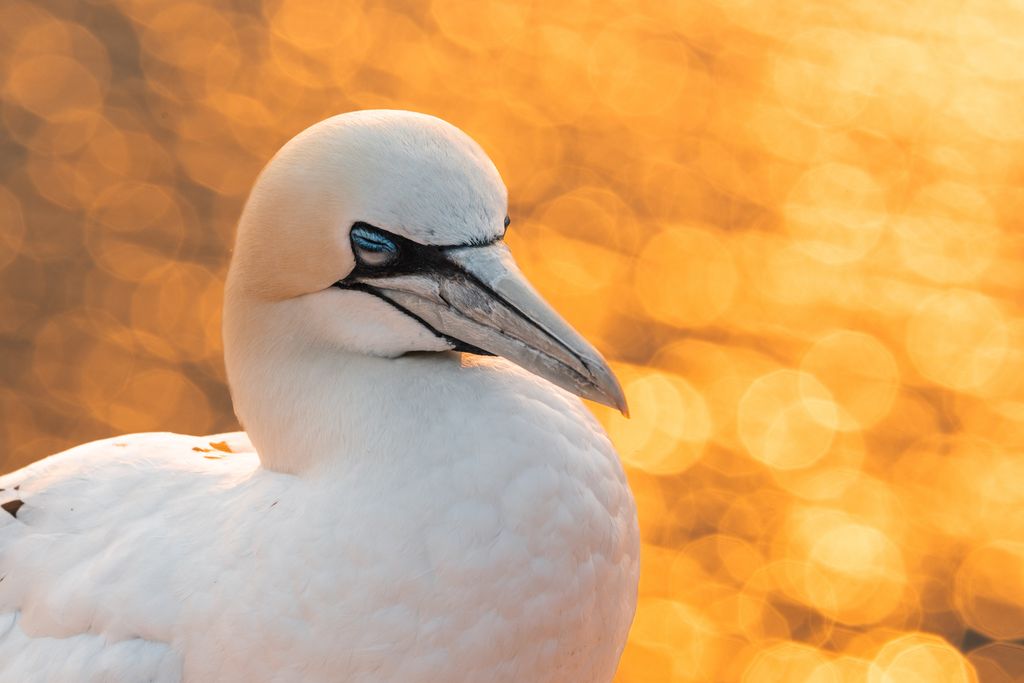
left=0, top=110, right=639, bottom=683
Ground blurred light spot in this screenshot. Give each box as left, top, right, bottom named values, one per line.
left=954, top=2, right=1024, bottom=82
left=905, top=289, right=1009, bottom=393
left=800, top=330, right=899, bottom=430
left=951, top=78, right=1024, bottom=142
left=141, top=4, right=239, bottom=74
left=32, top=310, right=136, bottom=412
left=955, top=541, right=1024, bottom=640
left=769, top=435, right=865, bottom=502
left=99, top=368, right=213, bottom=435
left=743, top=641, right=837, bottom=683
left=635, top=225, right=737, bottom=328
left=130, top=263, right=223, bottom=362
left=868, top=633, right=977, bottom=683
left=893, top=182, right=999, bottom=284
left=625, top=597, right=716, bottom=682
left=528, top=26, right=595, bottom=123
left=588, top=20, right=690, bottom=118
left=85, top=181, right=186, bottom=281
left=20, top=109, right=102, bottom=156
left=265, top=0, right=364, bottom=50
left=685, top=534, right=765, bottom=586
left=430, top=0, right=528, bottom=51
left=606, top=367, right=711, bottom=476
left=536, top=186, right=640, bottom=254
left=784, top=163, right=886, bottom=265
left=772, top=29, right=877, bottom=128
left=625, top=471, right=669, bottom=543
left=782, top=508, right=907, bottom=625
left=5, top=54, right=103, bottom=120
left=738, top=370, right=839, bottom=470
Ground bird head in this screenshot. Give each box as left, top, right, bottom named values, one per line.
left=226, top=110, right=627, bottom=415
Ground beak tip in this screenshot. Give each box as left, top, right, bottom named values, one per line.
left=581, top=356, right=629, bottom=418
left=594, top=372, right=629, bottom=418
left=612, top=390, right=629, bottom=418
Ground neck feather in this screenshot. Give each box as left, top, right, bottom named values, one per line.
left=223, top=295, right=465, bottom=475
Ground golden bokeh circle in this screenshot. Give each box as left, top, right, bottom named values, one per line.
left=893, top=182, right=999, bottom=284
left=955, top=541, right=1024, bottom=640
left=799, top=330, right=900, bottom=431
left=84, top=181, right=187, bottom=282
left=868, top=633, right=977, bottom=683
left=905, top=289, right=1009, bottom=394
left=738, top=370, right=840, bottom=471
left=784, top=163, right=887, bottom=265
left=743, top=641, right=838, bottom=683
left=635, top=224, right=738, bottom=329
left=778, top=507, right=908, bottom=626
left=604, top=365, right=711, bottom=477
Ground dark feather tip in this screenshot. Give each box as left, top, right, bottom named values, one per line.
left=2, top=499, right=24, bottom=518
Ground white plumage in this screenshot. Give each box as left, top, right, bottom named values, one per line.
left=0, top=110, right=639, bottom=682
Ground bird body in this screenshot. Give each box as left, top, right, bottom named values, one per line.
left=0, top=111, right=639, bottom=682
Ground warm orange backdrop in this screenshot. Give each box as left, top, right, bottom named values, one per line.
left=3, top=1, right=1024, bottom=680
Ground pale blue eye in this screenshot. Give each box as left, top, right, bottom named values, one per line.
left=351, top=224, right=399, bottom=266
left=352, top=227, right=397, bottom=253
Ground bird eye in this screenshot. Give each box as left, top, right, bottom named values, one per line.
left=350, top=224, right=399, bottom=267
left=504, top=216, right=511, bottom=229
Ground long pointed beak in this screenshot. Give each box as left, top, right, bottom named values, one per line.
left=350, top=242, right=628, bottom=415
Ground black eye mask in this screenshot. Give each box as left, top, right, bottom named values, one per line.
left=334, top=221, right=510, bottom=355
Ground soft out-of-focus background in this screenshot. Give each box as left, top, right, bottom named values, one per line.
left=2, top=0, right=1023, bottom=680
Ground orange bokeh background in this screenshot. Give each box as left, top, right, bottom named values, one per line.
left=3, top=1, right=1024, bottom=680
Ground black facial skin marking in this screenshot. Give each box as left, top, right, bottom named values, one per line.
left=335, top=218, right=598, bottom=390
left=341, top=281, right=490, bottom=355
left=335, top=221, right=504, bottom=355
left=343, top=221, right=508, bottom=279
left=343, top=222, right=484, bottom=280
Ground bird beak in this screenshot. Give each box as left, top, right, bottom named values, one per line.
left=349, top=242, right=628, bottom=415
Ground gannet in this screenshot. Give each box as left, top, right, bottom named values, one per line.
left=0, top=110, right=639, bottom=683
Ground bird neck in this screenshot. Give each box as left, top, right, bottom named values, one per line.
left=223, top=295, right=455, bottom=476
